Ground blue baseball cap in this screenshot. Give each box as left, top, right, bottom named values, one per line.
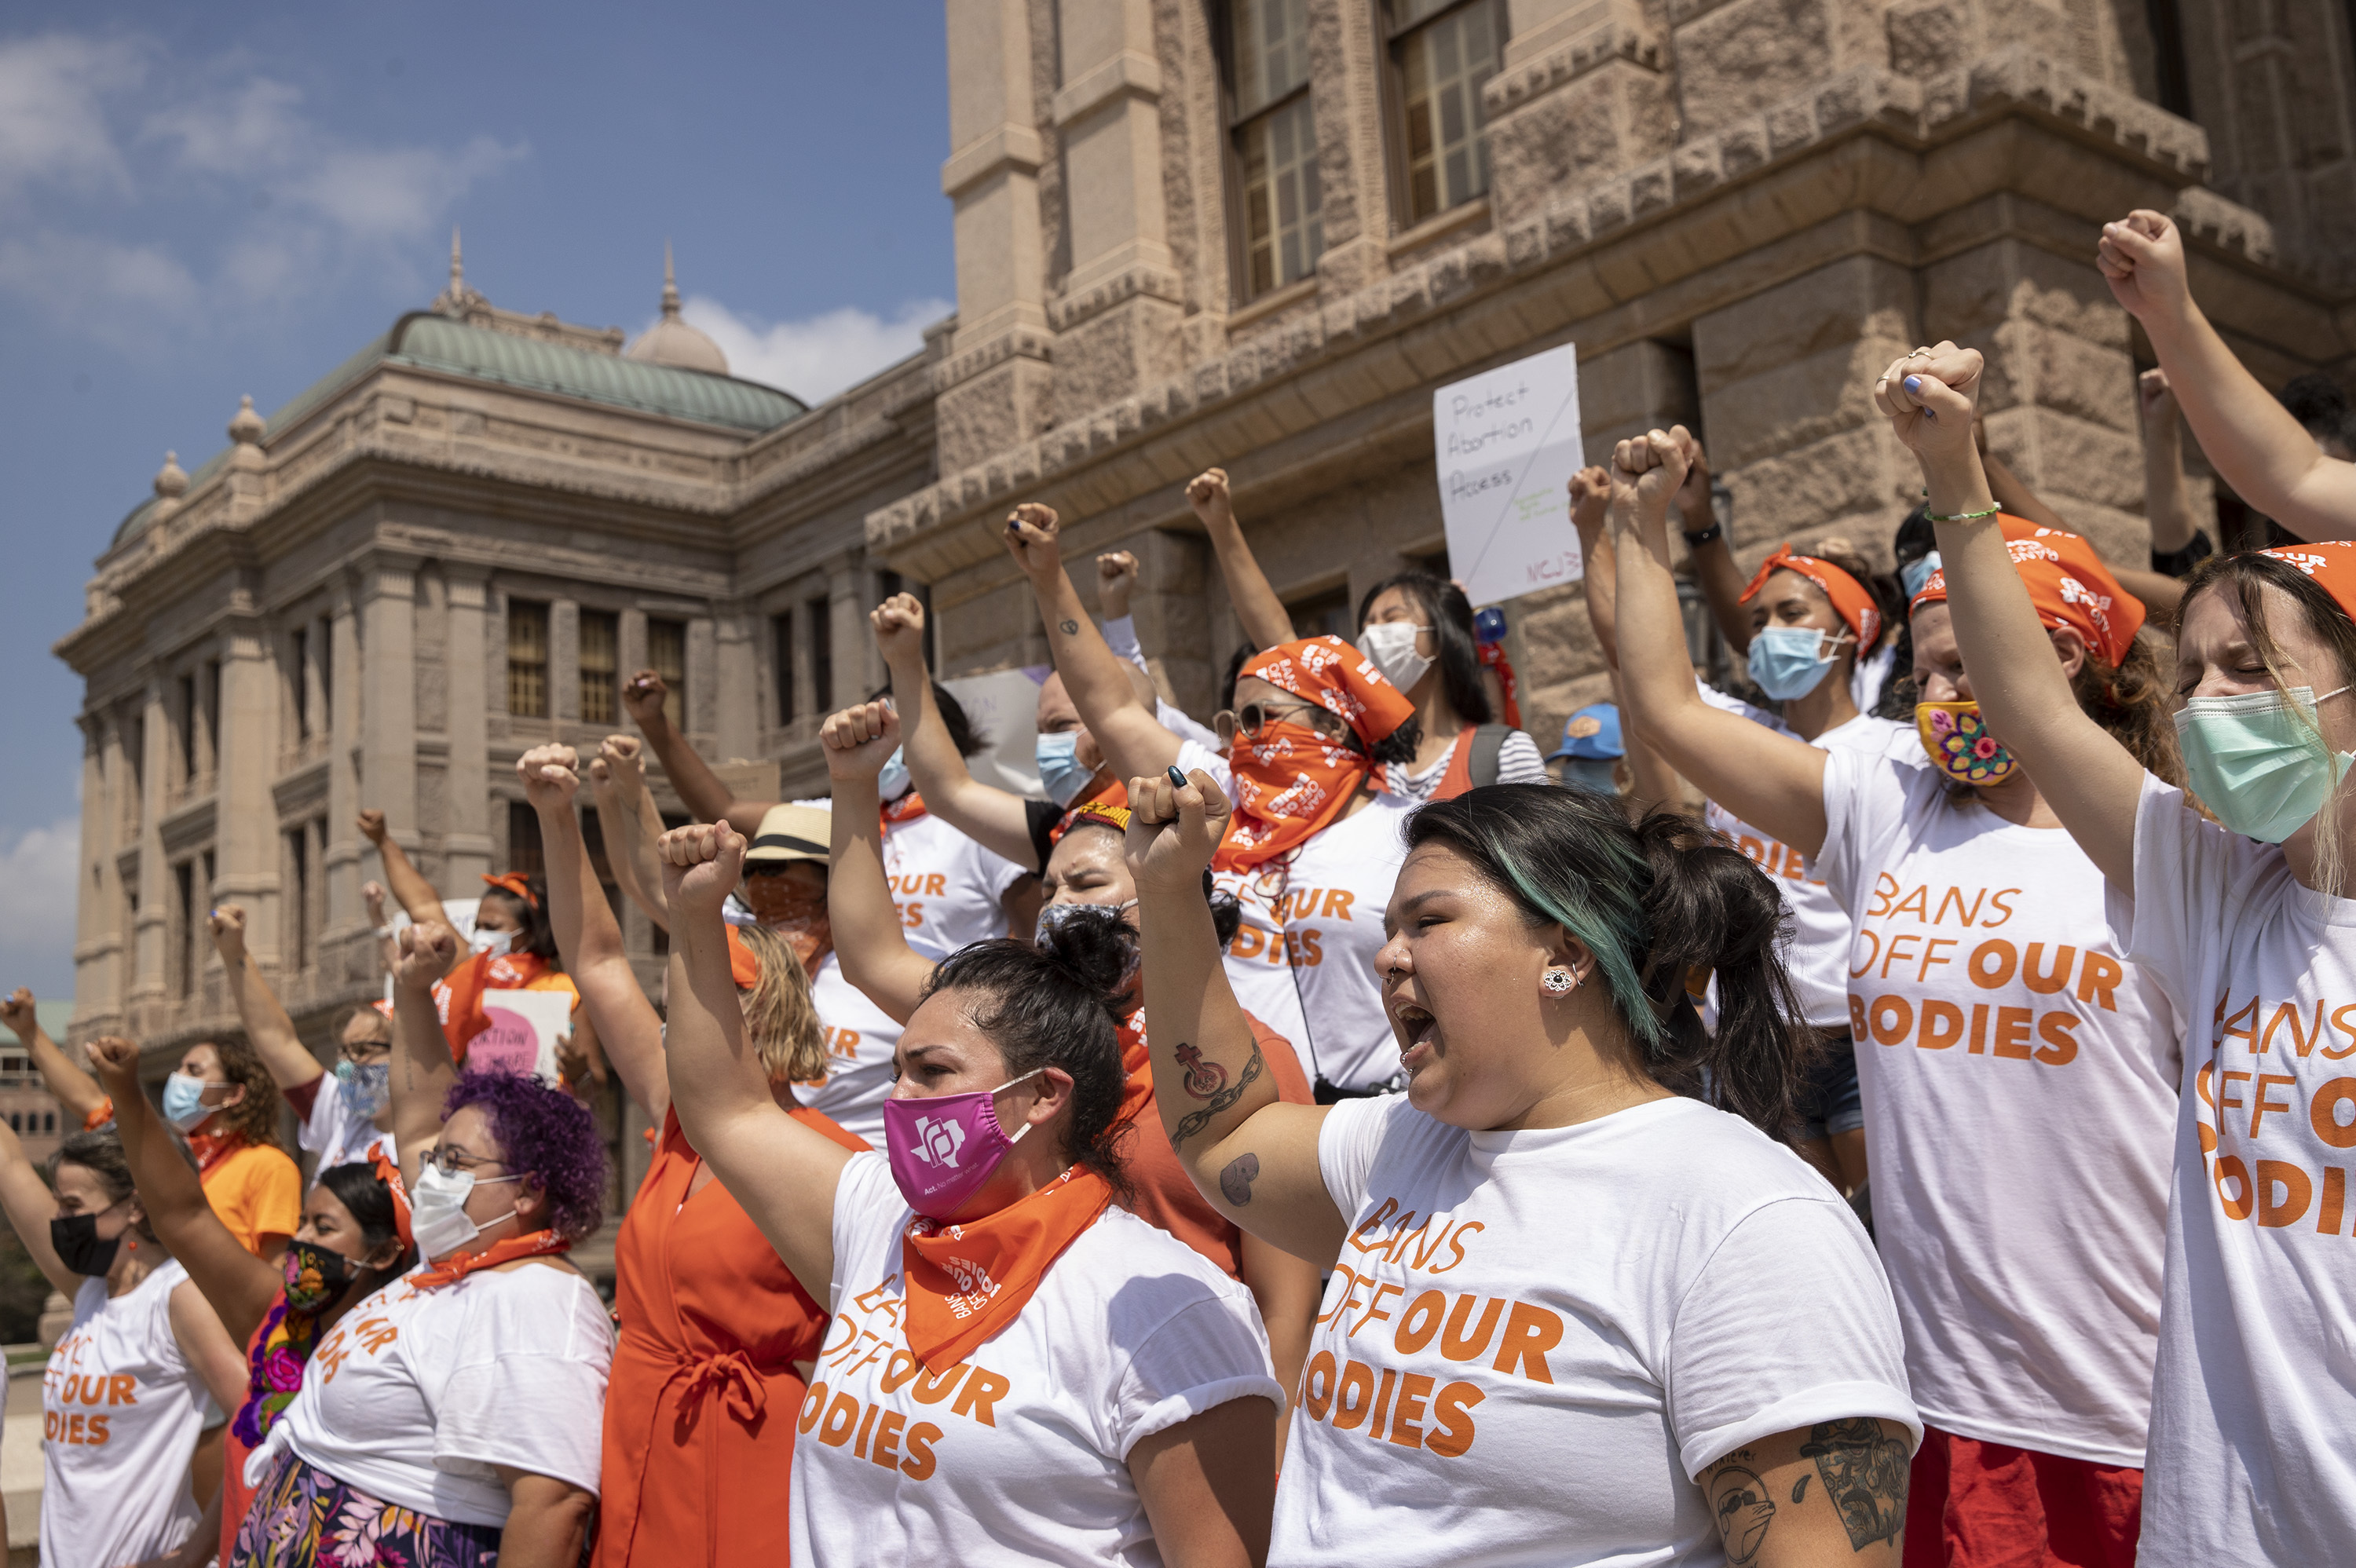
left=1549, top=703, right=1622, bottom=761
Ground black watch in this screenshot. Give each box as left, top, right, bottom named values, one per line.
left=1681, top=521, right=1724, bottom=547
left=2150, top=528, right=2215, bottom=579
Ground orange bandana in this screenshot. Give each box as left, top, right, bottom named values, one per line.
left=882, top=790, right=930, bottom=828
left=434, top=949, right=554, bottom=1064
left=188, top=1128, right=243, bottom=1179
left=1742, top=545, right=1883, bottom=652
left=481, top=872, right=539, bottom=908
left=1910, top=515, right=2143, bottom=667
left=411, top=1227, right=572, bottom=1290
left=1215, top=638, right=1416, bottom=872
left=749, top=885, right=833, bottom=978
left=2259, top=541, right=2356, bottom=621
left=368, top=1140, right=412, bottom=1253
left=900, top=1167, right=1113, bottom=1373
left=723, top=925, right=763, bottom=989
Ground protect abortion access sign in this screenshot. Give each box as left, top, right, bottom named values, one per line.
left=1433, top=342, right=1584, bottom=607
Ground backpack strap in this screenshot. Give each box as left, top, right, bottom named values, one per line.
left=1469, top=723, right=1512, bottom=789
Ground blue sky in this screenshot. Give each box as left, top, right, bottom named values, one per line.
left=0, top=2, right=953, bottom=1000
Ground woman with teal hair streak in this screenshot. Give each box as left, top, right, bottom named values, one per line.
left=1121, top=768, right=1922, bottom=1566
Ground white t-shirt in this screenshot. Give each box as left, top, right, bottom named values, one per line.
left=1277, top=1094, right=1918, bottom=1565
left=42, top=1261, right=207, bottom=1568
left=298, top=1072, right=397, bottom=1178
left=2120, top=777, right=2356, bottom=1563
left=1817, top=749, right=2179, bottom=1465
left=883, top=810, right=1028, bottom=960
left=805, top=951, right=908, bottom=1147
left=271, top=1257, right=613, bottom=1527
left=1698, top=686, right=1919, bottom=1029
left=792, top=1152, right=1282, bottom=1566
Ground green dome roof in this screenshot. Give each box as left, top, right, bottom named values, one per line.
left=112, top=312, right=807, bottom=546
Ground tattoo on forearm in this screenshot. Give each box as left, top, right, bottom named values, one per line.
left=1058, top=618, right=1079, bottom=636
left=1218, top=1153, right=1260, bottom=1208
left=1168, top=1040, right=1263, bottom=1149
left=1175, top=1043, right=1227, bottom=1098
left=1802, top=1420, right=1908, bottom=1552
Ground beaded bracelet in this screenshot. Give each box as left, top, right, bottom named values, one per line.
left=1925, top=504, right=2000, bottom=524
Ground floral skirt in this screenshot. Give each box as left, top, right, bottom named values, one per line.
left=229, top=1449, right=504, bottom=1567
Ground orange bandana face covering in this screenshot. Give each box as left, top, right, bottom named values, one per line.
left=434, top=950, right=554, bottom=1065
left=899, top=1166, right=1113, bottom=1373
left=1909, top=516, right=2143, bottom=667
left=742, top=882, right=832, bottom=976
left=1742, top=546, right=1883, bottom=652
left=1214, top=637, right=1418, bottom=872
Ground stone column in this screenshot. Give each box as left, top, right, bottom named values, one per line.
left=71, top=714, right=116, bottom=1026
left=324, top=584, right=364, bottom=935
left=359, top=563, right=419, bottom=905
left=1048, top=0, right=1184, bottom=410
left=442, top=571, right=493, bottom=888
left=686, top=617, right=719, bottom=738
left=1483, top=0, right=1670, bottom=230
left=828, top=557, right=866, bottom=713
left=132, top=677, right=168, bottom=1001
left=1304, top=0, right=1398, bottom=295
left=712, top=611, right=759, bottom=763
left=936, top=0, right=1054, bottom=472
left=551, top=598, right=582, bottom=731
left=211, top=619, right=280, bottom=963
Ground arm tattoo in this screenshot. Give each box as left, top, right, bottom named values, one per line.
left=1706, top=1460, right=1777, bottom=1566
left=1167, top=1038, right=1264, bottom=1149
left=1058, top=618, right=1079, bottom=636
left=1218, top=1153, right=1260, bottom=1207
left=1175, top=1042, right=1227, bottom=1098
left=1802, top=1419, right=1908, bottom=1552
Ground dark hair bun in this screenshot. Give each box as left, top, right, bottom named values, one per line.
left=1033, top=903, right=1140, bottom=1007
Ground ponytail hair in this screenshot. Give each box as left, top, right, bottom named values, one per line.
left=1406, top=785, right=1814, bottom=1138
left=920, top=939, right=1136, bottom=1201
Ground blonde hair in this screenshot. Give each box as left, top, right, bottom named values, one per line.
left=736, top=925, right=828, bottom=1083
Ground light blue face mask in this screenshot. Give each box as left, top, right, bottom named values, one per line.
left=1034, top=731, right=1094, bottom=808
left=334, top=1058, right=392, bottom=1121
left=1747, top=625, right=1848, bottom=701
left=1901, top=551, right=1942, bottom=600
left=876, top=748, right=912, bottom=802
left=161, top=1072, right=221, bottom=1132
left=2175, top=684, right=2356, bottom=842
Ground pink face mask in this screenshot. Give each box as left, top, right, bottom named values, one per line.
left=884, top=1069, right=1043, bottom=1221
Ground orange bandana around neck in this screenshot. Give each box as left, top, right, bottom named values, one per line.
left=900, top=1167, right=1113, bottom=1373
left=412, top=1227, right=572, bottom=1290
left=1214, top=638, right=1416, bottom=872
left=882, top=790, right=930, bottom=828
left=1741, top=545, right=1883, bottom=652
left=434, top=949, right=554, bottom=1064
left=188, top=1128, right=242, bottom=1179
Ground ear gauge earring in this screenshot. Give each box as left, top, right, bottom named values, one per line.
left=1541, top=967, right=1579, bottom=995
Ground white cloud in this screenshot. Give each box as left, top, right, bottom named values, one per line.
left=291, top=135, right=526, bottom=240
left=0, top=229, right=199, bottom=336
left=141, top=75, right=303, bottom=175
left=0, top=34, right=145, bottom=198
left=679, top=294, right=951, bottom=404
left=0, top=817, right=80, bottom=996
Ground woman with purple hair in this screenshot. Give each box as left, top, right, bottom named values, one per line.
left=229, top=920, right=615, bottom=1568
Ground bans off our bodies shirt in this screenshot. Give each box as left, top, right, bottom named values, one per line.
left=2122, top=777, right=2356, bottom=1564
left=1817, top=750, right=2180, bottom=1466
left=792, top=1153, right=1282, bottom=1566
left=1276, top=1095, right=1917, bottom=1565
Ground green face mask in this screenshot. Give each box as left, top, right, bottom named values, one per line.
left=2173, top=684, right=2355, bottom=842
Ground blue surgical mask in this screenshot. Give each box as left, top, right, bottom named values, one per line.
left=1747, top=625, right=1846, bottom=701
left=334, top=1058, right=391, bottom=1121
left=1901, top=552, right=1941, bottom=600
left=2175, top=684, right=2356, bottom=842
left=1034, top=731, right=1095, bottom=808
left=877, top=749, right=913, bottom=802
left=161, top=1072, right=221, bottom=1132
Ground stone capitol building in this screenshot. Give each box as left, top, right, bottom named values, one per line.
left=56, top=0, right=2356, bottom=1218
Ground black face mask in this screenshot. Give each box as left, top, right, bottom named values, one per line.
left=282, top=1237, right=361, bottom=1313
left=50, top=1212, right=123, bottom=1277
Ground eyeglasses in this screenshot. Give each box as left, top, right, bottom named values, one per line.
left=339, top=1038, right=392, bottom=1063
left=424, top=1146, right=509, bottom=1178
left=1213, top=699, right=1336, bottom=743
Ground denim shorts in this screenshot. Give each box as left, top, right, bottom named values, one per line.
left=1791, top=1029, right=1864, bottom=1141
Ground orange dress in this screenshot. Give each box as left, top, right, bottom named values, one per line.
left=595, top=1105, right=866, bottom=1567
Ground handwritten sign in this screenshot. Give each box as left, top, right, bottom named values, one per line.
left=467, top=989, right=574, bottom=1084
left=1433, top=342, right=1584, bottom=608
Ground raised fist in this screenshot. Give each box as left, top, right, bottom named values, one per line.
left=1184, top=469, right=1233, bottom=521
left=0, top=988, right=35, bottom=1040
left=1871, top=342, right=1984, bottom=463
left=1000, top=503, right=1063, bottom=582
left=821, top=701, right=902, bottom=784
left=658, top=821, right=746, bottom=916
left=1096, top=551, right=1140, bottom=620
left=86, top=1036, right=141, bottom=1081
left=207, top=904, right=248, bottom=962
left=871, top=594, right=928, bottom=669
left=357, top=809, right=389, bottom=845
left=396, top=922, right=459, bottom=990
left=517, top=744, right=580, bottom=810
left=622, top=671, right=671, bottom=730
left=1124, top=766, right=1235, bottom=897
left=2096, top=210, right=2190, bottom=325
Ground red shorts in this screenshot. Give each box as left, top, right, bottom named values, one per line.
left=1904, top=1427, right=2142, bottom=1567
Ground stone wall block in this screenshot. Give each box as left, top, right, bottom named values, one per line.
left=1674, top=0, right=1889, bottom=141
left=1722, top=424, right=1921, bottom=558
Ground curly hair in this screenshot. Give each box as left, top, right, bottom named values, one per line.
left=441, top=1070, right=608, bottom=1242
left=198, top=1036, right=286, bottom=1153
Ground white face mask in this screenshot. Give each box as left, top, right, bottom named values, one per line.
left=1357, top=621, right=1433, bottom=692
left=470, top=929, right=516, bottom=959
left=408, top=1160, right=521, bottom=1260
